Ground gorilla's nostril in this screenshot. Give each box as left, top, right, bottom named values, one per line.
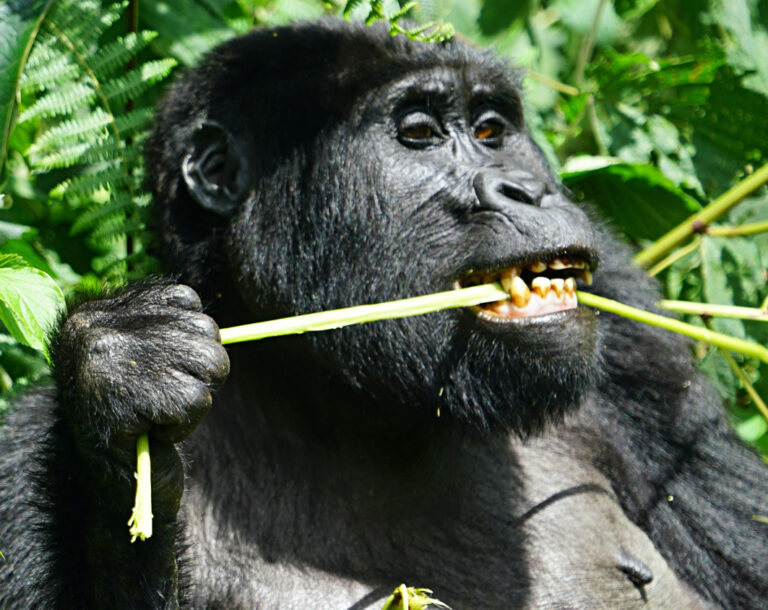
left=474, top=168, right=545, bottom=211
left=500, top=181, right=539, bottom=206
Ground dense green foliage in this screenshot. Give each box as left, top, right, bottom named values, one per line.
left=0, top=0, right=766, bottom=454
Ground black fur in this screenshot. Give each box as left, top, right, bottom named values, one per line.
left=1, top=20, right=766, bottom=609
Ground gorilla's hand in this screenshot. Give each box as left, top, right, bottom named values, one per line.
left=55, top=283, right=229, bottom=511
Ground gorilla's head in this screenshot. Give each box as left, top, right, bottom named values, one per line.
left=147, top=20, right=600, bottom=435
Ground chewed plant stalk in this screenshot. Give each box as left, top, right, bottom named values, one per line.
left=128, top=283, right=768, bottom=541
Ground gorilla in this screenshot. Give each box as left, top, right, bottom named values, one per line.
left=1, top=19, right=766, bottom=609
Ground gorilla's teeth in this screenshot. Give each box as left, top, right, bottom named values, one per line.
left=580, top=269, right=593, bottom=286
left=571, top=260, right=587, bottom=269
left=529, top=261, right=547, bottom=273
left=549, top=258, right=568, bottom=270
left=564, top=277, right=576, bottom=295
left=531, top=276, right=551, bottom=298
left=551, top=278, right=565, bottom=297
left=499, top=267, right=521, bottom=293
left=510, top=276, right=531, bottom=307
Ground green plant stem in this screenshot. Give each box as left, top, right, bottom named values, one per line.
left=526, top=70, right=580, bottom=96
left=577, top=291, right=768, bottom=363
left=131, top=283, right=768, bottom=540
left=647, top=236, right=701, bottom=277
left=127, top=432, right=152, bottom=542
left=705, top=220, right=768, bottom=237
left=719, top=349, right=768, bottom=421
left=658, top=300, right=768, bottom=322
left=635, top=163, right=768, bottom=267
left=219, top=283, right=510, bottom=344
left=574, top=0, right=608, bottom=87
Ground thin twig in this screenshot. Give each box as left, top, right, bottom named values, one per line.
left=658, top=300, right=768, bottom=321
left=635, top=163, right=768, bottom=266
left=648, top=236, right=701, bottom=276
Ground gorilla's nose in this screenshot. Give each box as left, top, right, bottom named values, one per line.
left=473, top=168, right=545, bottom=210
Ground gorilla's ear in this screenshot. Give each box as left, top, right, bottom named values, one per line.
left=182, top=120, right=249, bottom=217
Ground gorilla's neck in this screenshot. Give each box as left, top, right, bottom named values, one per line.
left=204, top=340, right=491, bottom=466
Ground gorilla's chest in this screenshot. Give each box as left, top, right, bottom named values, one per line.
left=180, top=420, right=705, bottom=609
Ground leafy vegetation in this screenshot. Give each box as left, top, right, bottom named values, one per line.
left=0, top=0, right=767, bottom=455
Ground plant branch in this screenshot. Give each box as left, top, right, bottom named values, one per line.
left=526, top=70, right=580, bottom=96
left=705, top=220, right=768, bottom=237
left=131, top=284, right=768, bottom=541
left=635, top=163, right=768, bottom=267
left=219, top=283, right=510, bottom=344
left=658, top=300, right=768, bottom=321
left=576, top=291, right=768, bottom=362
left=647, top=236, right=701, bottom=276
left=574, top=0, right=608, bottom=87
left=719, top=349, right=768, bottom=421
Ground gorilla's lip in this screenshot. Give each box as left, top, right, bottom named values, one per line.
left=455, top=252, right=595, bottom=321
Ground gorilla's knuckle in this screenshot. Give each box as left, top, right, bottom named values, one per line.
left=159, top=284, right=202, bottom=311
left=184, top=312, right=220, bottom=340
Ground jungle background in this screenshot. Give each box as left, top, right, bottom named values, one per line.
left=0, top=0, right=767, bottom=457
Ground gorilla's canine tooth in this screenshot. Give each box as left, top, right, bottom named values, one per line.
left=565, top=277, right=577, bottom=294
left=529, top=261, right=547, bottom=273
left=551, top=278, right=565, bottom=298
left=581, top=269, right=593, bottom=286
left=531, top=276, right=551, bottom=298
left=499, top=267, right=520, bottom=293
left=510, top=276, right=531, bottom=307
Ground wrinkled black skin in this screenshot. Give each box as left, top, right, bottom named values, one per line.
left=1, top=20, right=767, bottom=609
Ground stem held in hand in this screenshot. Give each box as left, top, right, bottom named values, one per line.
left=127, top=432, right=152, bottom=542
left=129, top=283, right=768, bottom=540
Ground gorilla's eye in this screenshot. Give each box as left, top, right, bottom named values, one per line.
left=474, top=118, right=504, bottom=143
left=397, top=112, right=442, bottom=147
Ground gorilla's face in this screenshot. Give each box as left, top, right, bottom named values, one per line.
left=228, top=61, right=600, bottom=434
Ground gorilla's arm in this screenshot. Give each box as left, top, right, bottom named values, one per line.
left=588, top=238, right=768, bottom=608
left=0, top=284, right=228, bottom=608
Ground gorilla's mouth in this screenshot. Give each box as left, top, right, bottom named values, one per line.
left=456, top=255, right=594, bottom=320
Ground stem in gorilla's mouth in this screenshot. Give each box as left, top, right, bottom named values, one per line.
left=457, top=256, right=593, bottom=319
left=130, top=274, right=768, bottom=542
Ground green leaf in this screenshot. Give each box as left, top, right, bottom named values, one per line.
left=613, top=0, right=661, bottom=20
left=700, top=236, right=763, bottom=338
left=138, top=0, right=241, bottom=66
left=562, top=162, right=701, bottom=240
left=735, top=413, right=768, bottom=443
left=0, top=253, right=64, bottom=359
left=478, top=0, right=530, bottom=36
left=0, top=0, right=56, bottom=175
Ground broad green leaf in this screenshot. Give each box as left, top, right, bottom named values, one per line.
left=0, top=253, right=64, bottom=359
left=562, top=162, right=701, bottom=241
left=613, top=0, right=661, bottom=20
left=707, top=0, right=768, bottom=95
left=699, top=236, right=764, bottom=338
left=0, top=0, right=56, bottom=176
left=139, top=0, right=239, bottom=66
left=478, top=0, right=530, bottom=36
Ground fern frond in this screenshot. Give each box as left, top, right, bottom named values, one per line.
left=32, top=138, right=139, bottom=170
left=71, top=194, right=135, bottom=234
left=114, top=108, right=155, bottom=135
left=102, top=59, right=177, bottom=105
left=89, top=31, right=159, bottom=77
left=20, top=0, right=176, bottom=283
left=51, top=164, right=130, bottom=198
left=30, top=109, right=113, bottom=151
left=19, top=82, right=96, bottom=121
left=19, top=54, right=79, bottom=93
left=46, top=0, right=121, bottom=55
left=90, top=217, right=144, bottom=244
left=22, top=31, right=60, bottom=72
